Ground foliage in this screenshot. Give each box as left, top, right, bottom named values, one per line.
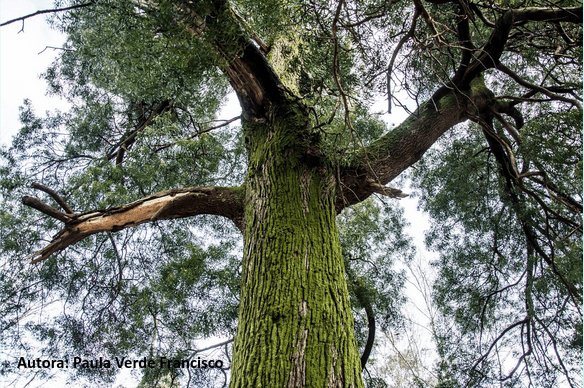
left=0, top=0, right=582, bottom=386
left=412, top=111, right=582, bottom=386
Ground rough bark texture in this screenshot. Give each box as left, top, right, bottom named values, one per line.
left=16, top=2, right=583, bottom=386
left=336, top=92, right=468, bottom=210
left=230, top=104, right=363, bottom=387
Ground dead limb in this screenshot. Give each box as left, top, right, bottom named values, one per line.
left=23, top=185, right=244, bottom=263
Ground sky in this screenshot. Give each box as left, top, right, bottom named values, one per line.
left=0, top=2, right=440, bottom=387
left=0, top=0, right=68, bottom=146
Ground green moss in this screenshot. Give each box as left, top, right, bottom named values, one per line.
left=268, top=29, right=305, bottom=94
left=231, top=111, right=363, bottom=387
left=436, top=75, right=493, bottom=111
left=469, top=74, right=487, bottom=95
left=438, top=94, right=458, bottom=110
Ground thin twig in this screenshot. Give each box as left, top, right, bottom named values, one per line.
left=0, top=3, right=95, bottom=28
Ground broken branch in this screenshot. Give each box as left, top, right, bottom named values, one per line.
left=22, top=196, right=72, bottom=223
left=0, top=2, right=95, bottom=28
left=23, top=185, right=244, bottom=263
left=30, top=182, right=74, bottom=214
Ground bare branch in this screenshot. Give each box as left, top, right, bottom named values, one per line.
left=367, top=180, right=408, bottom=199
left=479, top=114, right=583, bottom=305
left=495, top=62, right=582, bottom=109
left=22, top=196, right=72, bottom=223
left=107, top=100, right=173, bottom=165
left=386, top=8, right=420, bottom=114
left=30, top=182, right=74, bottom=214
left=0, top=2, right=95, bottom=28
left=38, top=46, right=75, bottom=55
left=331, top=0, right=355, bottom=131
left=190, top=338, right=234, bottom=354
left=24, top=185, right=244, bottom=263
left=469, top=318, right=530, bottom=380
left=153, top=115, right=241, bottom=153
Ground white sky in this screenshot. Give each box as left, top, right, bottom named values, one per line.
left=0, top=0, right=67, bottom=146
left=0, top=2, right=439, bottom=387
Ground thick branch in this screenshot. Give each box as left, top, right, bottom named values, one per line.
left=427, top=5, right=583, bottom=104
left=24, top=186, right=244, bottom=263
left=358, top=291, right=375, bottom=370
left=451, top=3, right=474, bottom=86
left=178, top=1, right=287, bottom=118
left=337, top=92, right=470, bottom=210
left=22, top=196, right=72, bottom=223
left=346, top=263, right=376, bottom=369
left=338, top=5, right=582, bottom=210
left=30, top=182, right=74, bottom=214
left=463, top=6, right=583, bottom=84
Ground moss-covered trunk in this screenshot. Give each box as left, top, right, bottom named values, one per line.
left=230, top=104, right=363, bottom=387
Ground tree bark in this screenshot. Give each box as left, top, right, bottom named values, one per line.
left=230, top=104, right=363, bottom=387
left=23, top=186, right=244, bottom=263
left=14, top=2, right=584, bottom=386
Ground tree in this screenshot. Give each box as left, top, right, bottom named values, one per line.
left=0, top=0, right=581, bottom=387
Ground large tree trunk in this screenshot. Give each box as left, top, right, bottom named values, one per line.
left=230, top=103, right=363, bottom=387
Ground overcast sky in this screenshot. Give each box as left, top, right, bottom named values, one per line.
left=0, top=0, right=67, bottom=146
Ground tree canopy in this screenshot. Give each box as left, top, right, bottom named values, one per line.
left=0, top=0, right=581, bottom=387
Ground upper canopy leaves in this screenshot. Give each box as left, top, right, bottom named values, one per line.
left=0, top=0, right=581, bottom=386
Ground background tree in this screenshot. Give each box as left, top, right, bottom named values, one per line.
left=0, top=0, right=581, bottom=387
